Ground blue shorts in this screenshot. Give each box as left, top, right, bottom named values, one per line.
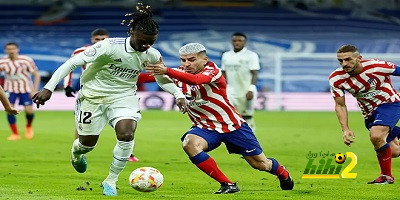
left=365, top=102, right=400, bottom=143
left=181, top=123, right=263, bottom=156
left=8, top=92, right=33, bottom=106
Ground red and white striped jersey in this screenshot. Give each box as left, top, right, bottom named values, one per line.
left=0, top=55, right=38, bottom=93
left=63, top=45, right=90, bottom=88
left=329, top=59, right=400, bottom=118
left=168, top=61, right=245, bottom=133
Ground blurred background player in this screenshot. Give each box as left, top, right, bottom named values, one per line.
left=0, top=42, right=40, bottom=140
left=32, top=3, right=186, bottom=196
left=64, top=28, right=139, bottom=162
left=330, top=44, right=400, bottom=184
left=221, top=32, right=260, bottom=132
left=145, top=43, right=293, bottom=194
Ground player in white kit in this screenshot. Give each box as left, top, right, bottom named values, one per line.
left=221, top=32, right=260, bottom=132
left=32, top=4, right=186, bottom=196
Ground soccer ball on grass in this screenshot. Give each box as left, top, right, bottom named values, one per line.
left=129, top=167, right=163, bottom=192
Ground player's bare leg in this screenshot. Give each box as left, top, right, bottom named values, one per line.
left=368, top=125, right=394, bottom=184
left=102, top=119, right=136, bottom=196
left=182, top=134, right=239, bottom=194
left=244, top=153, right=294, bottom=190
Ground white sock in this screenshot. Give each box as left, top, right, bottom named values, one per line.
left=105, top=140, right=134, bottom=183
left=71, top=139, right=94, bottom=162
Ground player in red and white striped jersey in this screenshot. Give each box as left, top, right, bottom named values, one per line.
left=145, top=43, right=293, bottom=194
left=0, top=42, right=40, bottom=140
left=329, top=44, right=400, bottom=184
left=64, top=28, right=110, bottom=97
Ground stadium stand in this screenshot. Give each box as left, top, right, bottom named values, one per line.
left=1, top=3, right=400, bottom=92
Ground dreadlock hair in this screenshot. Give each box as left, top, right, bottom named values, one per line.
left=121, top=3, right=159, bottom=36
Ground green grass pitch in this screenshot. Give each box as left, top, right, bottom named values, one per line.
left=0, top=110, right=398, bottom=199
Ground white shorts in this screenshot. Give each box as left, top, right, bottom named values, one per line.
left=228, top=90, right=257, bottom=117
left=75, top=95, right=142, bottom=136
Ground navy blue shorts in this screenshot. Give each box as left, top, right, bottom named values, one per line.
left=365, top=102, right=400, bottom=143
left=8, top=93, right=33, bottom=106
left=181, top=123, right=263, bottom=156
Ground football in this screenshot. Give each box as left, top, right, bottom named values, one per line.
left=129, top=167, right=164, bottom=192
left=335, top=153, right=346, bottom=164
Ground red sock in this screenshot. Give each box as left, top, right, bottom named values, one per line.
left=10, top=124, right=19, bottom=135
left=377, top=146, right=392, bottom=177
left=275, top=164, right=289, bottom=180
left=269, top=158, right=289, bottom=180
left=196, top=157, right=232, bottom=184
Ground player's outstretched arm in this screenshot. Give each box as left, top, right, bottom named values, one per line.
left=145, top=58, right=187, bottom=113
left=32, top=88, right=52, bottom=108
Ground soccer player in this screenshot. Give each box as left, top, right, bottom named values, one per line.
left=32, top=4, right=186, bottom=196
left=65, top=28, right=140, bottom=162
left=221, top=32, right=260, bottom=132
left=329, top=44, right=400, bottom=184
left=0, top=42, right=41, bottom=140
left=145, top=43, right=294, bottom=194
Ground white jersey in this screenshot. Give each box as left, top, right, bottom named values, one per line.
left=44, top=37, right=183, bottom=104
left=63, top=45, right=90, bottom=88
left=221, top=47, right=260, bottom=97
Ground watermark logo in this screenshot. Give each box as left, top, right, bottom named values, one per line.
left=302, top=151, right=357, bottom=179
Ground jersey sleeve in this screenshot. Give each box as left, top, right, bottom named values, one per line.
left=26, top=56, right=38, bottom=73
left=329, top=78, right=344, bottom=97
left=43, top=41, right=111, bottom=92
left=166, top=67, right=213, bottom=85
left=78, top=40, right=111, bottom=64
left=373, top=60, right=396, bottom=75
left=137, top=73, right=155, bottom=83
left=147, top=48, right=162, bottom=65
left=249, top=52, right=260, bottom=70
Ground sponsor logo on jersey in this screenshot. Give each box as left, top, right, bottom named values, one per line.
left=109, top=64, right=140, bottom=79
